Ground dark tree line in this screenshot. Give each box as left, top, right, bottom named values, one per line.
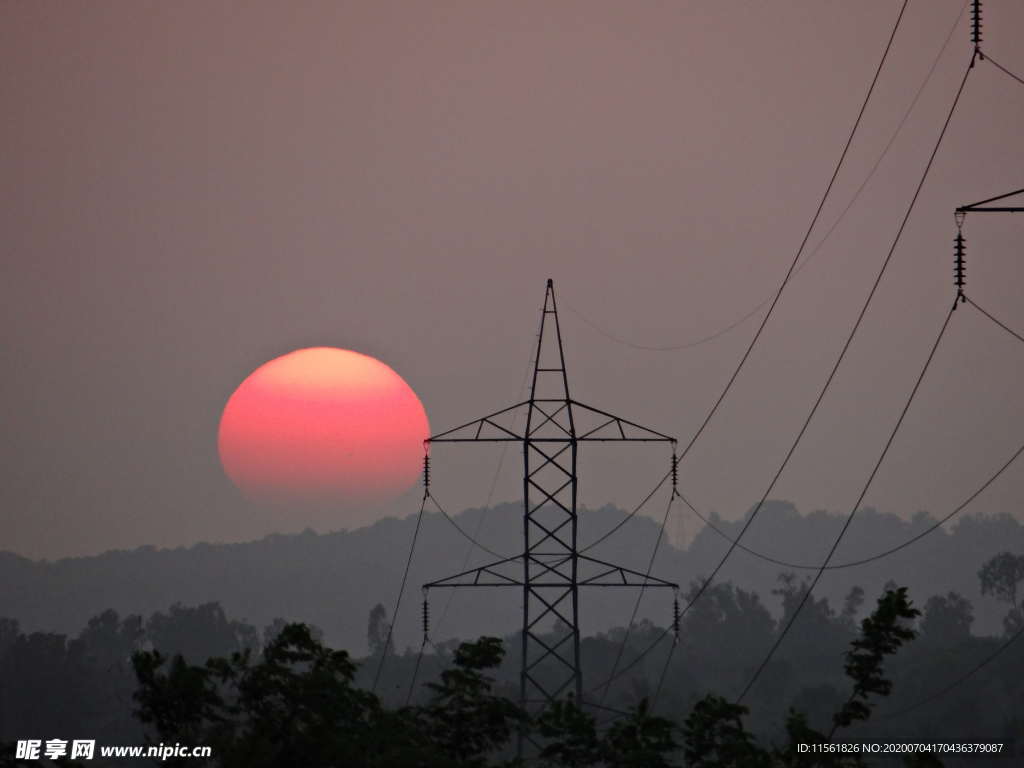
left=120, top=587, right=940, bottom=766
left=1, top=551, right=1022, bottom=766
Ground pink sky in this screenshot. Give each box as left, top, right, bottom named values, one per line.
left=2, top=1, right=1023, bottom=558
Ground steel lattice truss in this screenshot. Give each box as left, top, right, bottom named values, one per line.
left=424, top=280, right=678, bottom=729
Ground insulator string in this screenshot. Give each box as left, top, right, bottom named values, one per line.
left=954, top=224, right=966, bottom=306
left=672, top=591, right=681, bottom=645
left=422, top=592, right=430, bottom=643
left=970, top=0, right=983, bottom=62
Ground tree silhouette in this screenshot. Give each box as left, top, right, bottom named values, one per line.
left=841, top=586, right=865, bottom=626
left=412, top=636, right=524, bottom=765
left=366, top=603, right=393, bottom=658
left=830, top=587, right=920, bottom=735
left=681, top=695, right=769, bottom=768
left=538, top=697, right=678, bottom=768
left=145, top=602, right=258, bottom=664
left=680, top=587, right=922, bottom=768
left=978, top=551, right=1024, bottom=634
left=263, top=617, right=324, bottom=647
left=124, top=585, right=931, bottom=767
left=134, top=623, right=382, bottom=767
left=919, top=592, right=973, bottom=646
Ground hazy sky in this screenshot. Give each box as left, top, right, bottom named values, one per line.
left=3, top=1, right=1023, bottom=560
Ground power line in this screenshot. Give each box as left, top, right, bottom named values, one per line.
left=385, top=2, right=1008, bottom=729
left=564, top=300, right=767, bottom=353
left=430, top=344, right=537, bottom=640
left=409, top=344, right=536, bottom=704
left=426, top=492, right=510, bottom=560
left=673, top=0, right=911, bottom=466
left=675, top=433, right=1024, bottom=571
left=372, top=491, right=429, bottom=694
left=967, top=296, right=1024, bottom=345
left=405, top=635, right=449, bottom=707
left=597, top=490, right=678, bottom=705
left=875, top=623, right=1024, bottom=720
left=396, top=2, right=995, bottom=719
left=406, top=419, right=1024, bottom=706
left=564, top=0, right=965, bottom=356
left=405, top=634, right=429, bottom=706
left=586, top=625, right=674, bottom=697
left=985, top=53, right=1024, bottom=87
left=735, top=298, right=959, bottom=703
left=678, top=50, right=977, bottom=659
left=676, top=298, right=1024, bottom=584
left=588, top=0, right=914, bottom=701
left=579, top=468, right=672, bottom=553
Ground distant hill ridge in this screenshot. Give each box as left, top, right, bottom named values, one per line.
left=1, top=501, right=1020, bottom=653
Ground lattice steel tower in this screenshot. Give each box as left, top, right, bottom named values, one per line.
left=423, top=280, right=678, bottom=727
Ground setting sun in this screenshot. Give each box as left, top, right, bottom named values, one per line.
left=218, top=347, right=429, bottom=507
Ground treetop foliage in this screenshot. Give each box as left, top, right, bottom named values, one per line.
left=127, top=587, right=929, bottom=768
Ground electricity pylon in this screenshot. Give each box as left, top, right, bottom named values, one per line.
left=423, top=280, right=678, bottom=744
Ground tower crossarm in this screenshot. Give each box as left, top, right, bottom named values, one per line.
left=956, top=186, right=1024, bottom=213
left=575, top=554, right=678, bottom=588
left=424, top=555, right=524, bottom=588
left=569, top=399, right=676, bottom=442
left=424, top=553, right=677, bottom=591
left=425, top=398, right=676, bottom=445
left=427, top=401, right=531, bottom=443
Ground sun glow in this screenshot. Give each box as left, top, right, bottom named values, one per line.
left=218, top=347, right=430, bottom=507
